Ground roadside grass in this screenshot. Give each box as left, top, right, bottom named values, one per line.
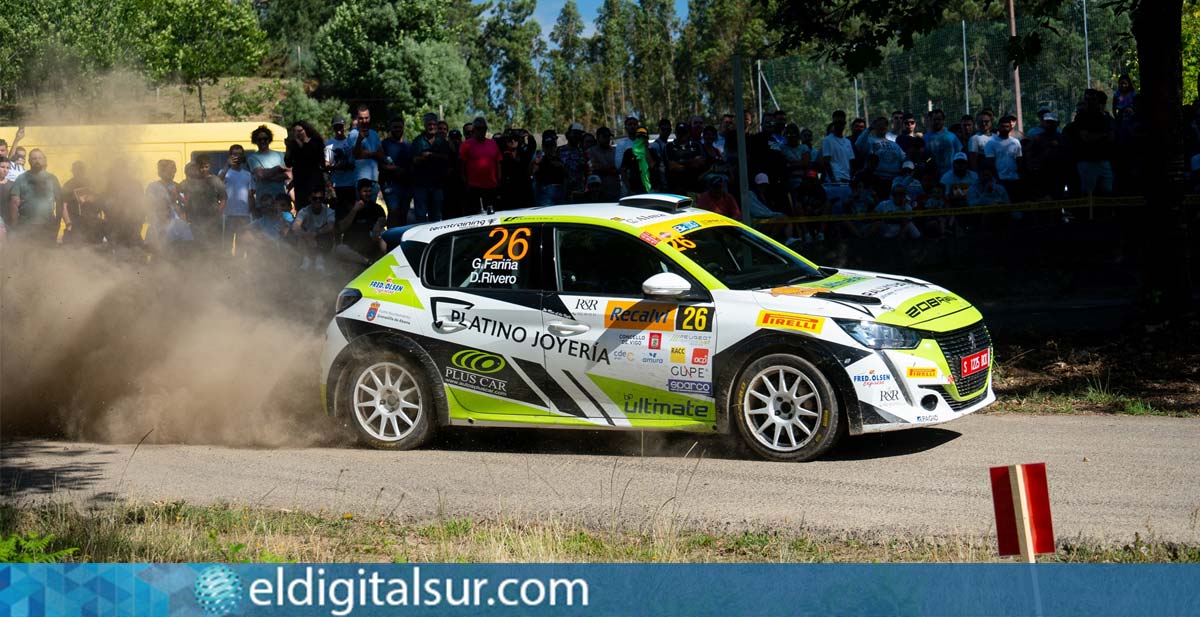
left=1, top=501, right=1196, bottom=564
left=988, top=364, right=1185, bottom=417
left=988, top=327, right=1200, bottom=417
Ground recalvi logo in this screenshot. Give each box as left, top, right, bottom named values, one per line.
left=755, top=311, right=825, bottom=334
left=605, top=301, right=676, bottom=331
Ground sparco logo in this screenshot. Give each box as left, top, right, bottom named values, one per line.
left=451, top=349, right=506, bottom=374
left=904, top=295, right=959, bottom=318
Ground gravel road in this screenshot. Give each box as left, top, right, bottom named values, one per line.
left=4, top=414, right=1199, bottom=542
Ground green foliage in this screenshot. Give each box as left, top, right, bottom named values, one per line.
left=273, top=81, right=347, bottom=131
left=220, top=78, right=280, bottom=121
left=140, top=0, right=267, bottom=120
left=1185, top=0, right=1200, bottom=104
left=0, top=533, right=78, bottom=563
left=484, top=0, right=544, bottom=127
left=312, top=0, right=471, bottom=123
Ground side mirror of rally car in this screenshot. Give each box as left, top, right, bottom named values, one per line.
left=642, top=272, right=693, bottom=299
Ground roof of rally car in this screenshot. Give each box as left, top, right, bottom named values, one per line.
left=403, top=202, right=719, bottom=242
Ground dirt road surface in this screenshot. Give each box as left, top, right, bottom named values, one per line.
left=4, top=414, right=1199, bottom=542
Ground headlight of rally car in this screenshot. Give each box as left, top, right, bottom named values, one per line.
left=835, top=319, right=922, bottom=349
left=336, top=288, right=363, bottom=314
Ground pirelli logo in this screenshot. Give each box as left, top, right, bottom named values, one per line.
left=755, top=311, right=825, bottom=334
left=906, top=367, right=939, bottom=379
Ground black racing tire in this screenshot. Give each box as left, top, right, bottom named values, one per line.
left=732, top=353, right=842, bottom=462
left=341, top=350, right=436, bottom=450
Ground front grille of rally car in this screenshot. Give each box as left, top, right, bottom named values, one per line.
left=930, top=321, right=992, bottom=402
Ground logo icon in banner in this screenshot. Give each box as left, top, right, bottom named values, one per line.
left=193, top=565, right=243, bottom=616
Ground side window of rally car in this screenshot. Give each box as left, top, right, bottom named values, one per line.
left=423, top=225, right=541, bottom=291
left=553, top=225, right=691, bottom=297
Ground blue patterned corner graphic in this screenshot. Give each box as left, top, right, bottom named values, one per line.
left=0, top=564, right=211, bottom=617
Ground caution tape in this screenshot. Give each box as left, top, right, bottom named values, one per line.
left=754, top=194, right=1200, bottom=226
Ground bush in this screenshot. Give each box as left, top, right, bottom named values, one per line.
left=0, top=533, right=78, bottom=563
left=273, top=81, right=347, bottom=133
left=220, top=78, right=281, bottom=121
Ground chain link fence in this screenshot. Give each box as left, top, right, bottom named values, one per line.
left=759, top=3, right=1136, bottom=134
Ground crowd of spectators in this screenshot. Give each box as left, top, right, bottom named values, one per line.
left=2, top=74, right=1198, bottom=264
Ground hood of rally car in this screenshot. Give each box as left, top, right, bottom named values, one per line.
left=751, top=270, right=983, bottom=333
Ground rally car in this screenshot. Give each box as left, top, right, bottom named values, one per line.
left=319, top=194, right=994, bottom=461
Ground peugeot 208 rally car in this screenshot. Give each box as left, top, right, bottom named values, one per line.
left=320, top=194, right=994, bottom=461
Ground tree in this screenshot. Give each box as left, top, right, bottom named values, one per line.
left=261, top=0, right=346, bottom=75
left=547, top=1, right=589, bottom=125
left=483, top=0, right=543, bottom=127
left=312, top=0, right=469, bottom=121
left=629, top=0, right=678, bottom=121
left=770, top=0, right=1192, bottom=318
left=591, top=0, right=633, bottom=127
left=141, top=0, right=267, bottom=122
left=274, top=81, right=348, bottom=129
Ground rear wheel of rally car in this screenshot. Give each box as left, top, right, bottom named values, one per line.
left=733, top=353, right=841, bottom=462
left=344, top=353, right=435, bottom=450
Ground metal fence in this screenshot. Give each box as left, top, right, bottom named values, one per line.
left=758, top=2, right=1136, bottom=134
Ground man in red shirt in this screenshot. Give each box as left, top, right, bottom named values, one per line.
left=696, top=174, right=741, bottom=219
left=459, top=117, right=502, bottom=214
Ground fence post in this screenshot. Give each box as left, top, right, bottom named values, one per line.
left=733, top=54, right=752, bottom=225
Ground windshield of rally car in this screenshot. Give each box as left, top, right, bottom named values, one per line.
left=673, top=225, right=823, bottom=290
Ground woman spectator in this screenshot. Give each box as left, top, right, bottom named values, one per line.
left=285, top=120, right=325, bottom=207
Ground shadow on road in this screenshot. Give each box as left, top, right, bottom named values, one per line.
left=829, top=428, right=962, bottom=461
left=427, top=425, right=961, bottom=462
left=0, top=441, right=118, bottom=503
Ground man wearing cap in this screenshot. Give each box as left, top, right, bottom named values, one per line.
left=411, top=113, right=453, bottom=222
left=621, top=127, right=656, bottom=195
left=325, top=114, right=357, bottom=218
left=891, top=160, right=923, bottom=197
left=984, top=115, right=1023, bottom=202
left=941, top=152, right=978, bottom=208
left=1026, top=106, right=1053, bottom=139
left=459, top=117, right=502, bottom=213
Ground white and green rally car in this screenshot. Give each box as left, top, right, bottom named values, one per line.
left=319, top=194, right=994, bottom=461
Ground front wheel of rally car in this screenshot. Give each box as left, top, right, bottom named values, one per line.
left=343, top=353, right=436, bottom=450
left=733, top=353, right=842, bottom=462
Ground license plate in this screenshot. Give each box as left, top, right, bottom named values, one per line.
left=961, top=349, right=991, bottom=377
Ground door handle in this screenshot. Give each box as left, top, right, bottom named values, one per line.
left=548, top=321, right=590, bottom=336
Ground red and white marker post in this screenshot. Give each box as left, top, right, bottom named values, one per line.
left=989, top=463, right=1055, bottom=562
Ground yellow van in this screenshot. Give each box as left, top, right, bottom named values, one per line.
left=0, top=122, right=288, bottom=188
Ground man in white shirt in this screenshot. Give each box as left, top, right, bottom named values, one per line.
left=967, top=109, right=995, bottom=171
left=820, top=115, right=855, bottom=182
left=985, top=115, right=1023, bottom=202
left=219, top=144, right=255, bottom=254
left=941, top=152, right=978, bottom=207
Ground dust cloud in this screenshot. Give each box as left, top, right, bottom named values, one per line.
left=0, top=243, right=346, bottom=447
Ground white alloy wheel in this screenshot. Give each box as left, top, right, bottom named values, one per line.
left=353, top=361, right=422, bottom=442
left=743, top=365, right=822, bottom=452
